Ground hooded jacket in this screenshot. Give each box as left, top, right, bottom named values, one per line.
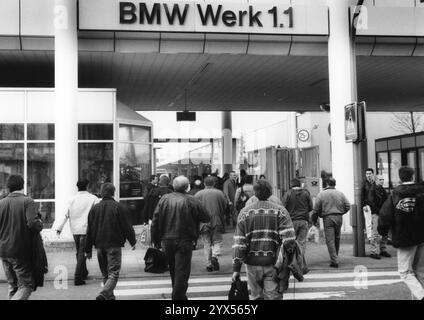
left=378, top=183, right=424, bottom=248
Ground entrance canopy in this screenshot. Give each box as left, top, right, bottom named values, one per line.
left=1, top=52, right=423, bottom=112
left=1, top=0, right=424, bottom=112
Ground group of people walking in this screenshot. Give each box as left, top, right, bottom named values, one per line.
left=0, top=164, right=423, bottom=300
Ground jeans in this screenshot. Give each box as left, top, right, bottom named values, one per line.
left=97, top=247, right=122, bottom=300
left=161, top=239, right=193, bottom=300
left=1, top=258, right=34, bottom=300
left=292, top=220, right=309, bottom=267
left=73, top=235, right=88, bottom=282
left=245, top=264, right=282, bottom=300
left=200, top=231, right=223, bottom=267
left=369, top=214, right=388, bottom=255
left=323, top=215, right=343, bottom=264
left=397, top=242, right=424, bottom=300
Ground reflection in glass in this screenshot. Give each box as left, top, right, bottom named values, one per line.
left=35, top=202, right=55, bottom=229
left=377, top=152, right=389, bottom=189
left=119, top=199, right=145, bottom=225
left=28, top=124, right=55, bottom=140
left=0, top=144, right=24, bottom=197
left=419, top=149, right=424, bottom=181
left=0, top=124, right=24, bottom=140
left=79, top=143, right=113, bottom=195
left=27, top=143, right=55, bottom=199
left=406, top=151, right=416, bottom=172
left=119, top=143, right=151, bottom=198
left=119, top=125, right=151, bottom=143
left=155, top=142, right=213, bottom=181
left=390, top=151, right=402, bottom=188
left=78, top=124, right=113, bottom=140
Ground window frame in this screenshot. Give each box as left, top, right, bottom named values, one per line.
left=117, top=121, right=153, bottom=201
left=77, top=121, right=115, bottom=197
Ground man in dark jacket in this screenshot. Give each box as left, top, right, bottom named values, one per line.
left=282, top=178, right=313, bottom=270
left=142, top=174, right=172, bottom=224
left=0, top=175, right=43, bottom=300
left=85, top=183, right=136, bottom=300
left=151, top=175, right=210, bottom=300
left=223, top=171, right=238, bottom=227
left=379, top=166, right=424, bottom=300
left=361, top=168, right=390, bottom=259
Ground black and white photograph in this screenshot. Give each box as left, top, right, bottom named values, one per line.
left=0, top=0, right=424, bottom=314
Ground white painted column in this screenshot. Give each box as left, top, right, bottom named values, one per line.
left=221, top=111, right=233, bottom=175
left=328, top=0, right=356, bottom=232
left=52, top=0, right=78, bottom=239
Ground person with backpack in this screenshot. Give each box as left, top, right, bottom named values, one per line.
left=282, top=178, right=313, bottom=270
left=234, top=175, right=254, bottom=215
left=378, top=166, right=424, bottom=300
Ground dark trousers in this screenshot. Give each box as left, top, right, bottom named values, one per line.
left=1, top=258, right=34, bottom=300
left=323, top=215, right=343, bottom=264
left=73, top=235, right=88, bottom=282
left=97, top=247, right=122, bottom=300
left=161, top=239, right=193, bottom=300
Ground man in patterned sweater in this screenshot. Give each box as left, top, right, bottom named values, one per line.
left=232, top=179, right=296, bottom=300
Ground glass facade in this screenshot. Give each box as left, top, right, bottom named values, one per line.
left=35, top=202, right=55, bottom=229
left=0, top=124, right=24, bottom=141
left=78, top=124, right=114, bottom=140
left=28, top=124, right=55, bottom=140
left=119, top=125, right=150, bottom=143
left=78, top=143, right=113, bottom=195
left=27, top=143, right=55, bottom=199
left=0, top=143, right=24, bottom=197
left=375, top=132, right=424, bottom=189
left=0, top=124, right=55, bottom=227
left=118, top=124, right=152, bottom=225
left=376, top=152, right=389, bottom=189
left=119, top=142, right=151, bottom=198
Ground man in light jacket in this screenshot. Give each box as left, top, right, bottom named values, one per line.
left=195, top=176, right=228, bottom=272
left=56, top=179, right=100, bottom=286
left=312, top=178, right=350, bottom=268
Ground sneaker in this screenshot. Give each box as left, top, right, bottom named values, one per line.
left=206, top=265, right=214, bottom=272
left=370, top=254, right=381, bottom=260
left=96, top=294, right=106, bottom=300
left=380, top=251, right=391, bottom=258
left=74, top=280, right=86, bottom=286
left=211, top=257, right=220, bottom=271
left=329, top=262, right=339, bottom=268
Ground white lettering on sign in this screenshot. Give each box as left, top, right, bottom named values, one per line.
left=78, top=0, right=329, bottom=35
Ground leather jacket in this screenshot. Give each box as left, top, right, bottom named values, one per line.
left=151, top=192, right=210, bottom=245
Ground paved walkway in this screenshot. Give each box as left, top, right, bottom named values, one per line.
left=0, top=228, right=398, bottom=283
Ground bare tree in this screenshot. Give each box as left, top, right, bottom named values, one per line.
left=391, top=112, right=424, bottom=134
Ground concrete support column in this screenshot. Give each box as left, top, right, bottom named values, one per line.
left=52, top=0, right=78, bottom=237
left=221, top=111, right=233, bottom=175
left=327, top=0, right=356, bottom=232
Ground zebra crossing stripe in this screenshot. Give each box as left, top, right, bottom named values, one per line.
left=116, top=271, right=399, bottom=287
left=114, top=279, right=401, bottom=297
